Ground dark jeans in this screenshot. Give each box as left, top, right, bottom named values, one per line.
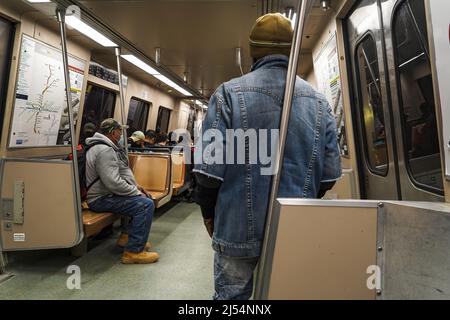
left=213, top=252, right=259, bottom=300
left=89, top=195, right=154, bottom=253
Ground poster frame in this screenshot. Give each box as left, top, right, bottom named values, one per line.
left=7, top=33, right=86, bottom=150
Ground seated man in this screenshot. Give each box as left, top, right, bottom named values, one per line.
left=144, top=130, right=157, bottom=147
left=85, top=118, right=159, bottom=264
left=155, top=133, right=168, bottom=146
left=128, top=130, right=146, bottom=150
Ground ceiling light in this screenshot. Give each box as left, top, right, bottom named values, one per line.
left=154, top=74, right=192, bottom=96
left=291, top=13, right=297, bottom=28
left=195, top=100, right=208, bottom=109
left=121, top=54, right=159, bottom=74
left=122, top=54, right=192, bottom=96
left=321, top=0, right=330, bottom=11
left=65, top=15, right=117, bottom=47
left=27, top=0, right=51, bottom=3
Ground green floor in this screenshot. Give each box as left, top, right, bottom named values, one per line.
left=0, top=202, right=214, bottom=300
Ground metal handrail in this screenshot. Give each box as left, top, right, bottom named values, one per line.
left=56, top=9, right=83, bottom=241
left=115, top=48, right=129, bottom=156
left=254, top=0, right=314, bottom=299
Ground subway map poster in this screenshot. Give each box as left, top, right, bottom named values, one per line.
left=9, top=34, right=85, bottom=147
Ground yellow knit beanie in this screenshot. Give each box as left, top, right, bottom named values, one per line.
left=249, top=13, right=293, bottom=60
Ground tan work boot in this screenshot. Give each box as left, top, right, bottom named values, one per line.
left=121, top=251, right=160, bottom=264
left=116, top=233, right=152, bottom=251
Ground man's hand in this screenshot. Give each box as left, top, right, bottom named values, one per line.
left=137, top=186, right=151, bottom=198
left=203, top=218, right=214, bottom=238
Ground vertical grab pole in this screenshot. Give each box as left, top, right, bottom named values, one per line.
left=56, top=9, right=83, bottom=237
left=115, top=47, right=129, bottom=156
left=254, top=0, right=313, bottom=299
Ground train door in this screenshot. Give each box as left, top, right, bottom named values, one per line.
left=346, top=0, right=401, bottom=200
left=381, top=0, right=444, bottom=201
left=346, top=0, right=444, bottom=201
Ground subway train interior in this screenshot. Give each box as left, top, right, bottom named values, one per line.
left=0, top=0, right=449, bottom=300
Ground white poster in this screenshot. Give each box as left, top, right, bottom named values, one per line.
left=428, top=1, right=450, bottom=180
left=9, top=34, right=85, bottom=147
left=313, top=32, right=349, bottom=157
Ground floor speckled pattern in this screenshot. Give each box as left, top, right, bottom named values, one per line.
left=0, top=202, right=214, bottom=300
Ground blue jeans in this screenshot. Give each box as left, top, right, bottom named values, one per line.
left=89, top=195, right=154, bottom=253
left=213, top=252, right=259, bottom=300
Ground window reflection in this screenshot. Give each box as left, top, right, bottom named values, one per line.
left=80, top=84, right=116, bottom=145
left=127, top=98, right=150, bottom=136
left=393, top=0, right=443, bottom=193
left=355, top=35, right=389, bottom=175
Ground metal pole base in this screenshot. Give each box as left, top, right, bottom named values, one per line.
left=0, top=272, right=14, bottom=285
left=0, top=252, right=14, bottom=284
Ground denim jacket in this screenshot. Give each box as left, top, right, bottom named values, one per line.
left=193, top=54, right=342, bottom=257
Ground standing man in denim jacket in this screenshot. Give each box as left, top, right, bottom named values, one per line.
left=194, top=13, right=342, bottom=300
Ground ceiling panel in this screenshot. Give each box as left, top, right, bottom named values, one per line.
left=7, top=0, right=341, bottom=98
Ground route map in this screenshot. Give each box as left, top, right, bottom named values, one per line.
left=9, top=35, right=85, bottom=147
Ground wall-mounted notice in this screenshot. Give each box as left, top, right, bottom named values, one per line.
left=313, top=32, right=349, bottom=158
left=428, top=2, right=450, bottom=180
left=9, top=34, right=85, bottom=148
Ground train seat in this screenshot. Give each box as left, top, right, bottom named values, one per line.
left=130, top=153, right=173, bottom=208
left=70, top=202, right=120, bottom=257
left=82, top=210, right=119, bottom=238
left=171, top=153, right=185, bottom=194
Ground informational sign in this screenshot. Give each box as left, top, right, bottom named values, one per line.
left=428, top=2, right=450, bottom=180
left=9, top=34, right=85, bottom=147
left=313, top=32, right=349, bottom=158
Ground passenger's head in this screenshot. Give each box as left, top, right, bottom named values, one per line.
left=167, top=131, right=178, bottom=144
left=81, top=122, right=96, bottom=144
left=99, top=118, right=123, bottom=146
left=145, top=130, right=157, bottom=145
left=130, top=131, right=145, bottom=142
left=249, top=13, right=293, bottom=61
left=130, top=131, right=146, bottom=147
left=419, top=102, right=432, bottom=118
left=156, top=133, right=168, bottom=146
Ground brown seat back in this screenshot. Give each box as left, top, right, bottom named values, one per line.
left=171, top=153, right=185, bottom=188
left=133, top=154, right=171, bottom=193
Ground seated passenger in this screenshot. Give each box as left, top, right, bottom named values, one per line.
left=194, top=13, right=341, bottom=300
left=155, top=133, right=168, bottom=146
left=167, top=131, right=179, bottom=146
left=144, top=130, right=157, bottom=147
left=80, top=122, right=96, bottom=147
left=85, top=118, right=159, bottom=264
left=128, top=130, right=146, bottom=149
left=410, top=102, right=439, bottom=158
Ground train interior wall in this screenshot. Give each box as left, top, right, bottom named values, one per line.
left=0, top=1, right=197, bottom=162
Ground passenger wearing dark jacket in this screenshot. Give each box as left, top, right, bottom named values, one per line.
left=85, top=118, right=159, bottom=264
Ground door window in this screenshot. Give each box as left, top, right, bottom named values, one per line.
left=392, top=0, right=443, bottom=193
left=355, top=35, right=389, bottom=175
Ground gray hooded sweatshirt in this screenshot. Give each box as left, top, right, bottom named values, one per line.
left=85, top=132, right=141, bottom=204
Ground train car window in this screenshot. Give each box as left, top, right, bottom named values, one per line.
left=79, top=84, right=116, bottom=144
left=186, top=107, right=196, bottom=139
left=355, top=35, right=389, bottom=175
left=392, top=0, right=443, bottom=193
left=127, top=97, right=151, bottom=136
left=0, top=17, right=14, bottom=144
left=156, top=106, right=171, bottom=134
